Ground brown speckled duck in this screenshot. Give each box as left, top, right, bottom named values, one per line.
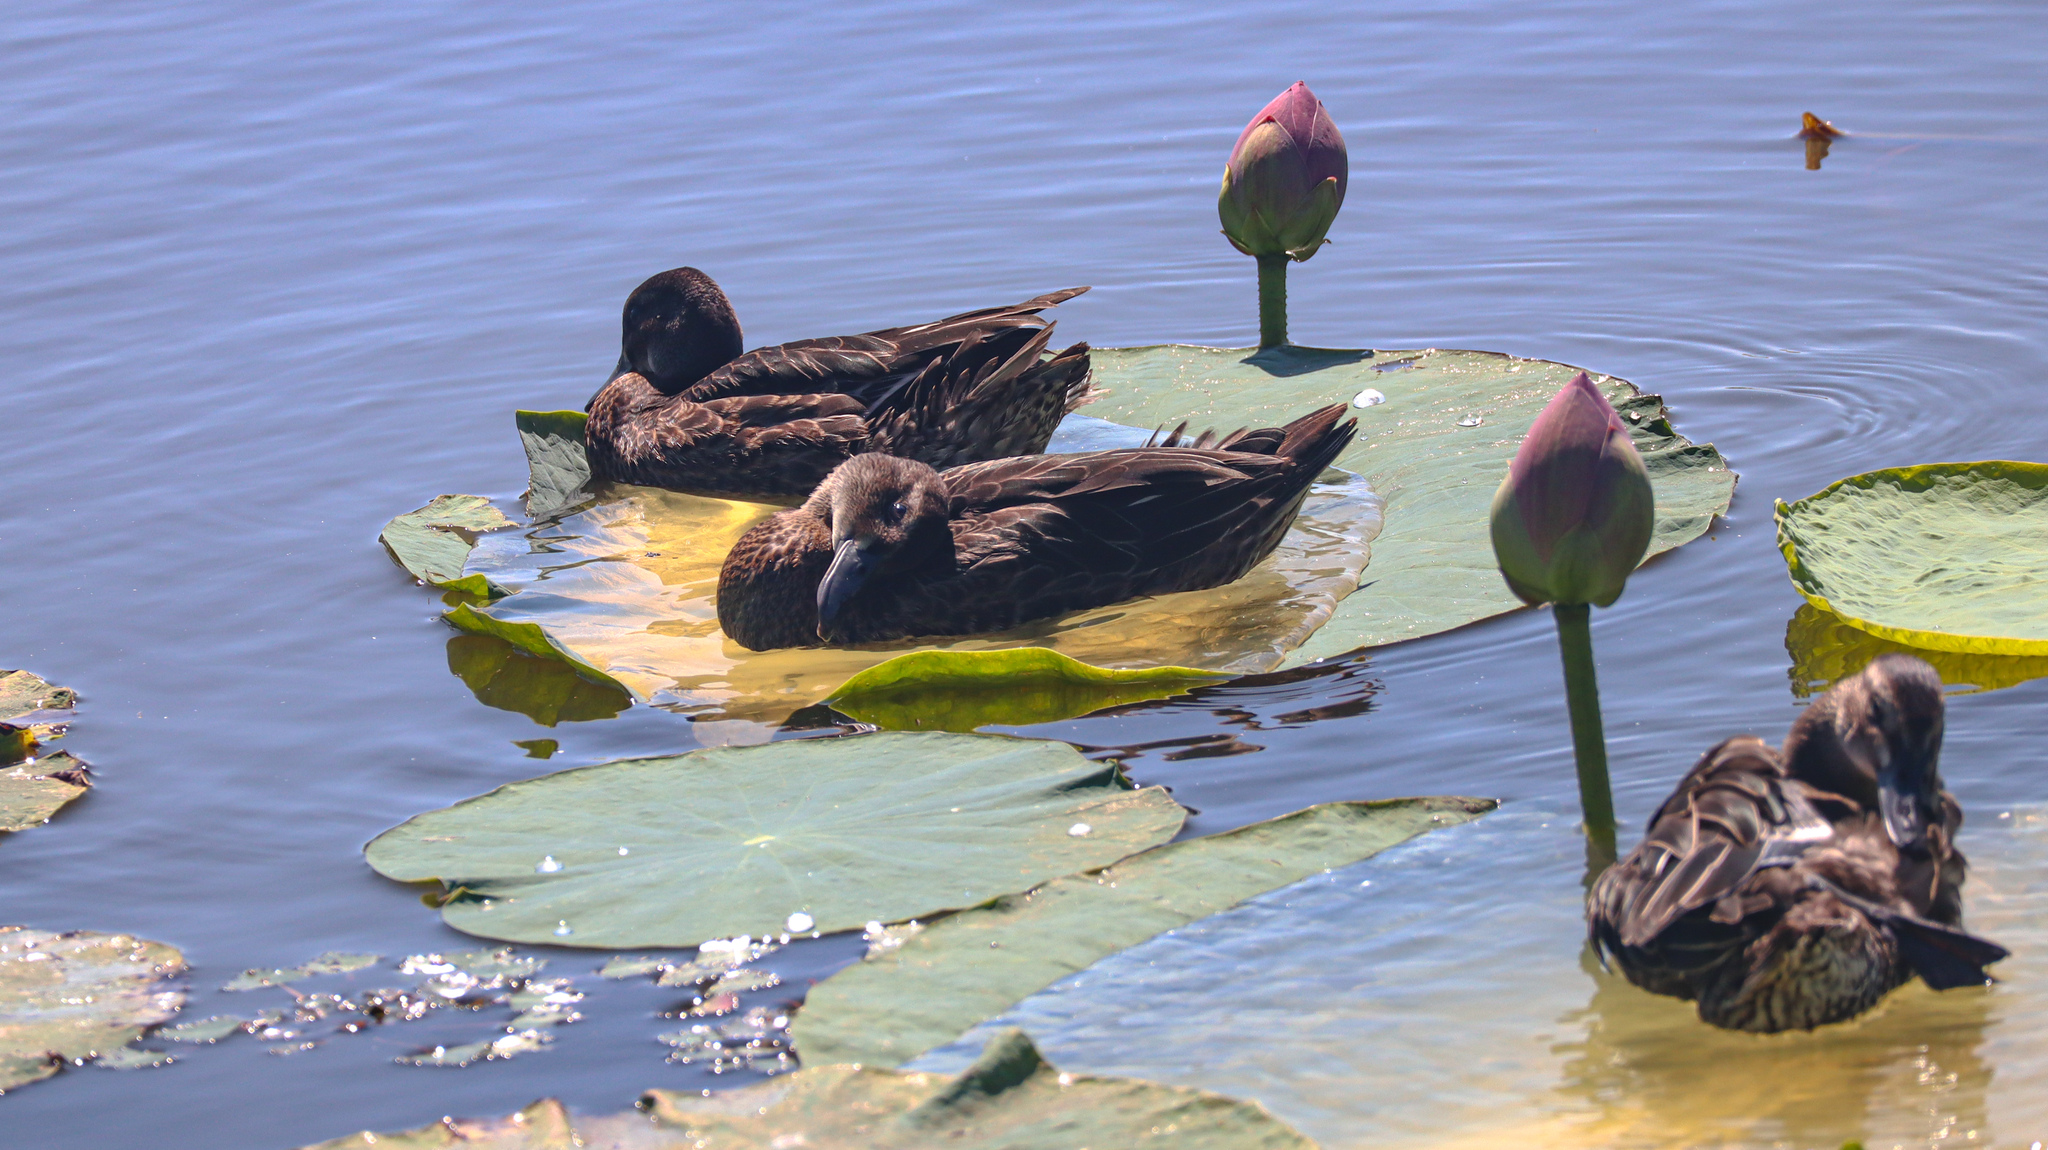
left=584, top=268, right=1093, bottom=500
left=1588, top=654, right=2007, bottom=1032
left=715, top=404, right=1357, bottom=651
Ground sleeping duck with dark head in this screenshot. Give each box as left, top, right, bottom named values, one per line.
left=584, top=268, right=1095, bottom=501
left=715, top=404, right=1356, bottom=650
left=1588, top=654, right=2007, bottom=1033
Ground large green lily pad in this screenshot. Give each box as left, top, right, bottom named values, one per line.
left=793, top=796, right=1495, bottom=1069
left=0, top=926, right=187, bottom=1091
left=2, top=751, right=92, bottom=834
left=1084, top=346, right=1734, bottom=665
left=365, top=732, right=1186, bottom=948
left=379, top=494, right=516, bottom=599
left=300, top=1029, right=1314, bottom=1149
left=825, top=649, right=1229, bottom=732
left=446, top=634, right=632, bottom=726
left=1777, top=461, right=2048, bottom=655
left=1786, top=602, right=2048, bottom=698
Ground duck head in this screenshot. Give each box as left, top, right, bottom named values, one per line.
left=1785, top=653, right=1947, bottom=852
left=617, top=267, right=744, bottom=394
left=805, top=454, right=954, bottom=641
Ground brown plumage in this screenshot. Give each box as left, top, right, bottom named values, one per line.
left=715, top=405, right=1358, bottom=651
left=1588, top=654, right=2006, bottom=1033
left=584, top=268, right=1094, bottom=500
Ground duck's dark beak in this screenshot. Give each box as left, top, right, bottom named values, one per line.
left=816, top=539, right=877, bottom=638
left=1876, top=744, right=1940, bottom=853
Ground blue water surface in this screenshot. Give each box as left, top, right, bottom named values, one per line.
left=4, top=0, right=2046, bottom=1146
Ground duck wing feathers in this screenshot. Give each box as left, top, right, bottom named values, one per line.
left=1590, top=737, right=1838, bottom=955
left=679, top=287, right=1092, bottom=409
left=826, top=405, right=1354, bottom=640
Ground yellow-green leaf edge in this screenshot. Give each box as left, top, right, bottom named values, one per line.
left=443, top=602, right=632, bottom=694
left=1776, top=460, right=2048, bottom=656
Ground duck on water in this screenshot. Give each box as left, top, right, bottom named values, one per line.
left=1588, top=654, right=2007, bottom=1033
left=715, top=404, right=1357, bottom=651
left=584, top=267, right=1094, bottom=501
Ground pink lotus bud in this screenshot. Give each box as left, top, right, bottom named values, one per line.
left=1218, top=82, right=1348, bottom=262
left=1489, top=374, right=1655, bottom=607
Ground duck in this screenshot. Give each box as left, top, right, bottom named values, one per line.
left=1587, top=654, right=2007, bottom=1033
left=714, top=404, right=1358, bottom=651
left=584, top=268, right=1094, bottom=500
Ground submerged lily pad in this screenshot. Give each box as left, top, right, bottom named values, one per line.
left=378, top=494, right=516, bottom=599
left=1084, top=346, right=1734, bottom=664
left=792, top=796, right=1495, bottom=1069
left=0, top=926, right=187, bottom=1090
left=444, top=602, right=633, bottom=694
left=222, top=951, right=381, bottom=991
left=1786, top=603, right=2048, bottom=698
left=1777, top=461, right=2048, bottom=655
left=366, top=732, right=1186, bottom=948
left=446, top=633, right=631, bottom=726
left=300, top=1029, right=1315, bottom=1149
left=461, top=458, right=1379, bottom=720
left=1, top=751, right=91, bottom=835
left=825, top=649, right=1230, bottom=732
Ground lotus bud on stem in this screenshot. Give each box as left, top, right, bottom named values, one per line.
left=1489, top=373, right=1656, bottom=862
left=1219, top=82, right=1347, bottom=351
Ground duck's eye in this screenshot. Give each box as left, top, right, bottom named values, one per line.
left=890, top=500, right=909, bottom=519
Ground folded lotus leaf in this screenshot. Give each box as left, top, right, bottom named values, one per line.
left=518, top=410, right=596, bottom=521
left=445, top=633, right=631, bottom=727
left=825, top=649, right=1229, bottom=732
left=1777, top=461, right=2048, bottom=655
left=792, top=796, right=1495, bottom=1069
left=0, top=926, right=187, bottom=1091
left=297, top=1030, right=1315, bottom=1149
left=365, top=732, right=1186, bottom=948
left=379, top=494, right=516, bottom=589
left=1083, top=346, right=1734, bottom=665
left=1, top=750, right=91, bottom=834
left=1785, top=602, right=2048, bottom=698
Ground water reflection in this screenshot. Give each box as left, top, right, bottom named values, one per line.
left=1784, top=602, right=2048, bottom=697
left=1554, top=952, right=1993, bottom=1147
left=444, top=634, right=632, bottom=726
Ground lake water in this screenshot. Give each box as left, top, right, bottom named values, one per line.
left=5, top=1, right=2046, bottom=1146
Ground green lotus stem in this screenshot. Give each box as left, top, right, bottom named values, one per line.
left=1553, top=602, right=1617, bottom=862
left=1256, top=254, right=1288, bottom=351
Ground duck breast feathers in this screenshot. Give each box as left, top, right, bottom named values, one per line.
left=1587, top=655, right=2006, bottom=1033
left=585, top=268, right=1093, bottom=500
left=715, top=404, right=1358, bottom=651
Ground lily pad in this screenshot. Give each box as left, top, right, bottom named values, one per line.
left=2, top=669, right=75, bottom=763
left=518, top=410, right=595, bottom=520
left=222, top=950, right=381, bottom=991
left=1083, top=346, right=1734, bottom=665
left=825, top=649, right=1230, bottom=732
left=299, top=1029, right=1316, bottom=1149
left=2, top=751, right=91, bottom=834
left=365, top=732, right=1186, bottom=948
left=0, top=926, right=187, bottom=1091
left=378, top=494, right=516, bottom=599
left=1785, top=602, right=2048, bottom=698
left=460, top=459, right=1379, bottom=720
left=157, top=1014, right=245, bottom=1043
left=793, top=796, right=1494, bottom=1069
left=1776, top=461, right=2048, bottom=655
left=446, top=633, right=631, bottom=726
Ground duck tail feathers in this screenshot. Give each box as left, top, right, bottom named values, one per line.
left=1810, top=874, right=2009, bottom=989
left=1276, top=403, right=1358, bottom=476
